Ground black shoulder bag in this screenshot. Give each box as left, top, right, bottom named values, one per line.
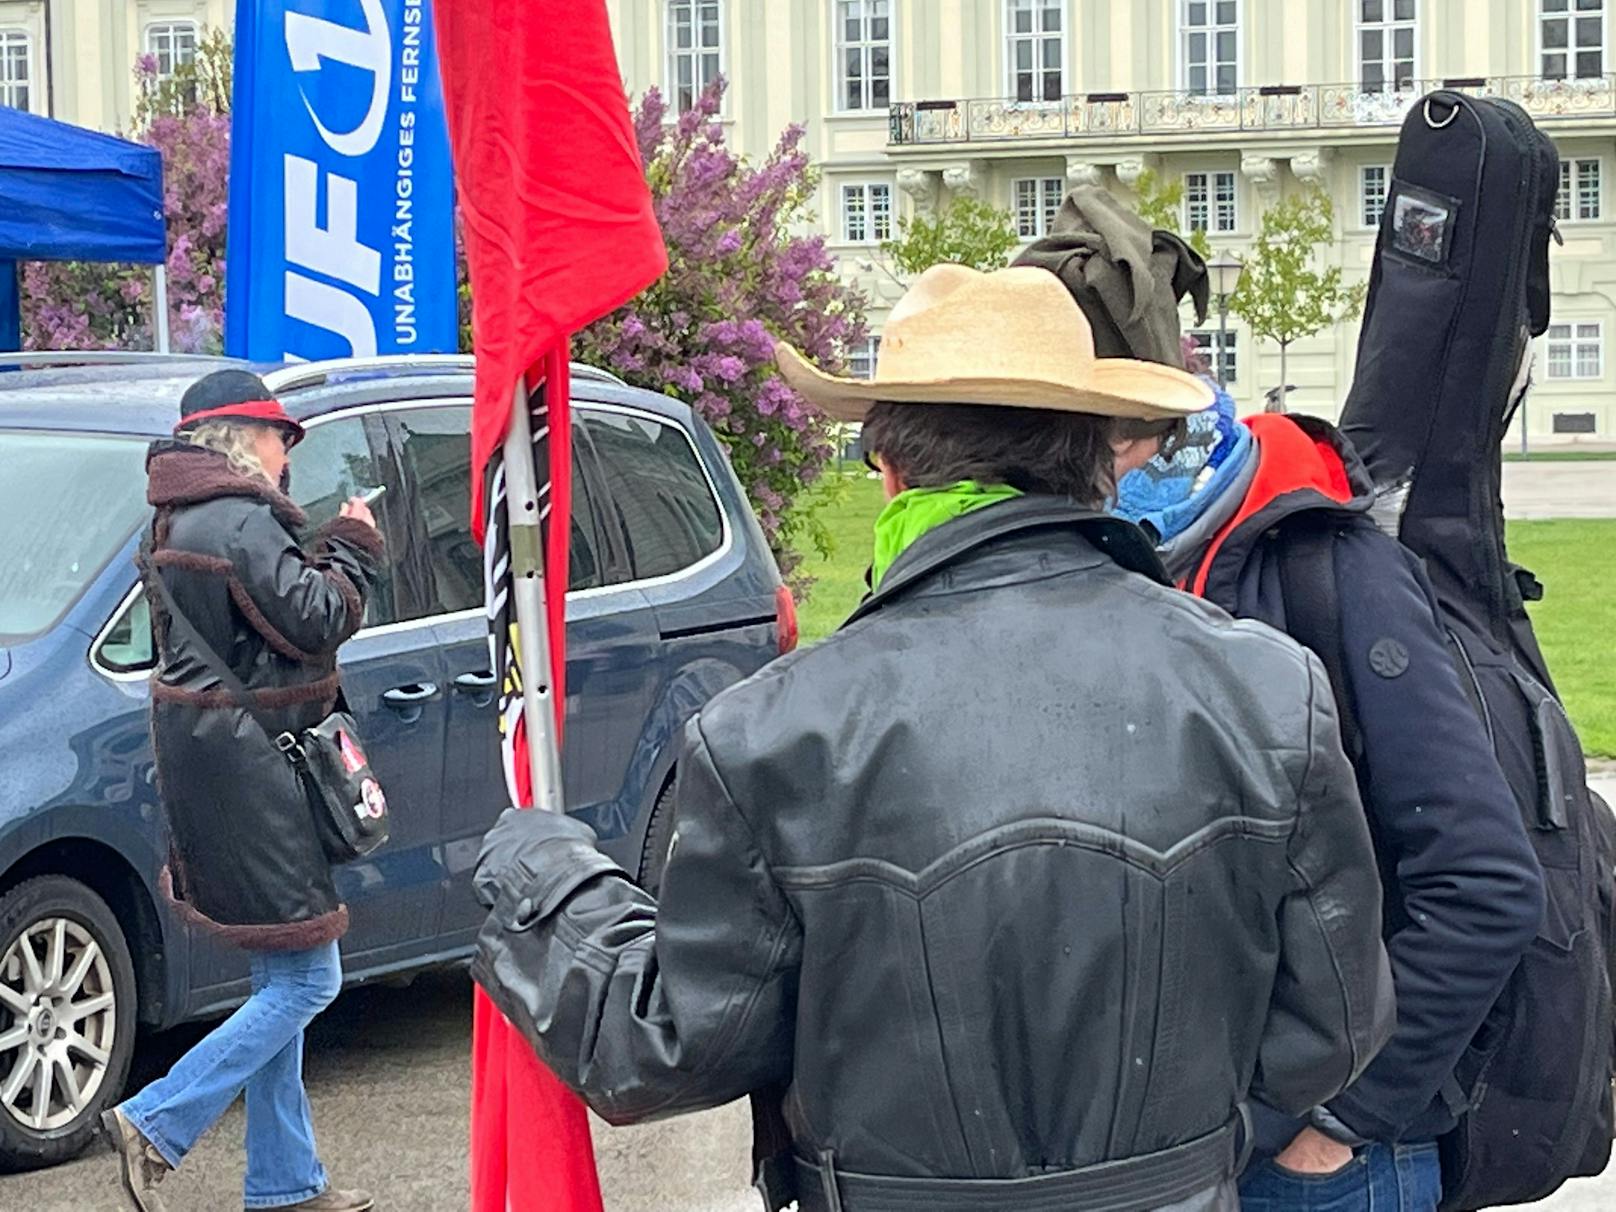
left=144, top=555, right=390, bottom=864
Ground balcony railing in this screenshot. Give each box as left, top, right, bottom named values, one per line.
left=889, top=74, right=1616, bottom=145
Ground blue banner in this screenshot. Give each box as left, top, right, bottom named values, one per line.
left=226, top=0, right=457, bottom=361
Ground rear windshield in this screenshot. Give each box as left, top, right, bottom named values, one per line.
left=0, top=430, right=150, bottom=644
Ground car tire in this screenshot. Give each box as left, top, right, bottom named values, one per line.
left=0, top=876, right=139, bottom=1172
left=637, top=780, right=678, bottom=897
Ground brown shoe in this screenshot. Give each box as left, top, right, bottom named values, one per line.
left=254, top=1189, right=374, bottom=1211
left=101, top=1107, right=171, bottom=1212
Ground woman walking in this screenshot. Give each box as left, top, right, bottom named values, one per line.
left=102, top=370, right=384, bottom=1212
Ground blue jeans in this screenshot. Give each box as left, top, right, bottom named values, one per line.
left=121, top=942, right=342, bottom=1209
left=1239, top=1141, right=1442, bottom=1212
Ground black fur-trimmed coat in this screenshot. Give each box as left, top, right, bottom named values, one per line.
left=143, top=441, right=384, bottom=950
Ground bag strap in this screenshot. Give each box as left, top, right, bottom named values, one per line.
left=1277, top=523, right=1365, bottom=766
left=140, top=538, right=294, bottom=752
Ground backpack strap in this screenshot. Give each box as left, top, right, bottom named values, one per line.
left=1277, top=523, right=1365, bottom=766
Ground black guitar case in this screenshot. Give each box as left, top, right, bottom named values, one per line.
left=1341, top=90, right=1615, bottom=1211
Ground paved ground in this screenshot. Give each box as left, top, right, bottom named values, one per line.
left=0, top=968, right=759, bottom=1212
left=1503, top=460, right=1616, bottom=519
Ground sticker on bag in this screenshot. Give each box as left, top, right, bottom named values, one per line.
left=354, top=777, right=388, bottom=822
left=338, top=730, right=368, bottom=775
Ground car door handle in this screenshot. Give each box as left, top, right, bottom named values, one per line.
left=453, top=671, right=497, bottom=694
left=382, top=683, right=441, bottom=708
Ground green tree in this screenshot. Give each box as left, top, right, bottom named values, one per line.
left=1229, top=185, right=1366, bottom=400
left=1128, top=169, right=1212, bottom=258
left=880, top=197, right=1020, bottom=274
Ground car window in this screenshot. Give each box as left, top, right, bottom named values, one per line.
left=389, top=405, right=608, bottom=617
left=0, top=431, right=149, bottom=644
left=291, top=415, right=401, bottom=626
left=97, top=591, right=153, bottom=673
left=581, top=411, right=724, bottom=581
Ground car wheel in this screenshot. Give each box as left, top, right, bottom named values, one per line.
left=637, top=780, right=678, bottom=897
left=0, top=876, right=138, bottom=1172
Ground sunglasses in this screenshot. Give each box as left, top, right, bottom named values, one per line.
left=1118, top=416, right=1191, bottom=462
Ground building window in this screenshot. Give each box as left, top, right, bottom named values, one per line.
left=1185, top=171, right=1237, bottom=234
left=1006, top=0, right=1064, bottom=104
left=1558, top=158, right=1602, bottom=221
left=1358, top=0, right=1417, bottom=93
left=842, top=183, right=893, bottom=243
left=1189, top=330, right=1238, bottom=384
left=1013, top=177, right=1065, bottom=238
left=849, top=335, right=882, bottom=379
left=1541, top=0, right=1604, bottom=80
left=0, top=30, right=31, bottom=111
left=1361, top=165, right=1391, bottom=228
left=837, top=1, right=891, bottom=112
left=1183, top=0, right=1239, bottom=96
left=667, top=0, right=723, bottom=114
left=146, top=22, right=198, bottom=81
left=1546, top=321, right=1604, bottom=379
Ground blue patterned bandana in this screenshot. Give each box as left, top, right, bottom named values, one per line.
left=1114, top=381, right=1251, bottom=543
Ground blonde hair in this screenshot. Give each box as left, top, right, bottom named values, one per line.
left=186, top=420, right=274, bottom=483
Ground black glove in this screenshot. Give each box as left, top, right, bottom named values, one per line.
left=473, top=807, right=601, bottom=910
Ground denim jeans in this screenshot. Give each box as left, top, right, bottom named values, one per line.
left=120, top=941, right=342, bottom=1209
left=1239, top=1141, right=1442, bottom=1212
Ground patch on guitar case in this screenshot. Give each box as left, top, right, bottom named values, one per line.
left=1389, top=183, right=1461, bottom=266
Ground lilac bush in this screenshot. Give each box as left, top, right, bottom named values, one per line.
left=22, top=49, right=228, bottom=352
left=571, top=80, right=869, bottom=582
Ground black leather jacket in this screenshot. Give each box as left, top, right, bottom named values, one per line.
left=145, top=442, right=383, bottom=949
left=473, top=498, right=1394, bottom=1211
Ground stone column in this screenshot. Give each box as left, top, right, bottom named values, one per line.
left=1240, top=153, right=1282, bottom=206
left=941, top=161, right=987, bottom=199
left=896, top=167, right=939, bottom=216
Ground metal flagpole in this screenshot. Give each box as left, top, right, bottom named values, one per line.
left=153, top=266, right=172, bottom=353
left=501, top=376, right=564, bottom=813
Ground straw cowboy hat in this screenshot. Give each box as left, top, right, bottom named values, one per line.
left=775, top=263, right=1214, bottom=423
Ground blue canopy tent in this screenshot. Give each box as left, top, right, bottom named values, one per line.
left=0, top=106, right=167, bottom=351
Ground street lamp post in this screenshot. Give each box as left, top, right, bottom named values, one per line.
left=1207, top=253, right=1244, bottom=390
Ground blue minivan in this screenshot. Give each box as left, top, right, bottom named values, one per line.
left=0, top=353, right=793, bottom=1169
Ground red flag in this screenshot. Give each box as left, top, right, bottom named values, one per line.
left=438, top=0, right=667, bottom=536
left=435, top=4, right=666, bottom=1211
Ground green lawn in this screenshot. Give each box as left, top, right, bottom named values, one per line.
left=1504, top=451, right=1616, bottom=462
left=793, top=479, right=1615, bottom=757
left=1511, top=520, right=1616, bottom=758
left=796, top=474, right=886, bottom=644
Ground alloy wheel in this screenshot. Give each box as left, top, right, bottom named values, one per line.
left=0, top=917, right=118, bottom=1133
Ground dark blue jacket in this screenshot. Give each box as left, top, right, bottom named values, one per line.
left=1190, top=415, right=1545, bottom=1148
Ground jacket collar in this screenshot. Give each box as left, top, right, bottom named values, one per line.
left=846, top=495, right=1169, bottom=629
left=146, top=440, right=307, bottom=532
left=1190, top=414, right=1376, bottom=604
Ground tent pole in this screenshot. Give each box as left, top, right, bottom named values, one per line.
left=153, top=265, right=171, bottom=353
left=502, top=376, right=564, bottom=814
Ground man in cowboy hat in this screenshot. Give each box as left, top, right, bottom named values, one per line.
left=470, top=264, right=1393, bottom=1212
